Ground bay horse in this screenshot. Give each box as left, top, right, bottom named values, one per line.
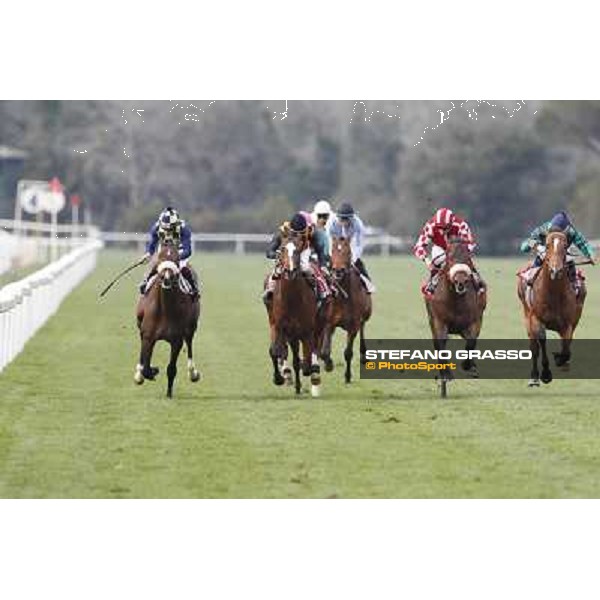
left=267, top=232, right=322, bottom=397
left=320, top=236, right=372, bottom=383
left=424, top=238, right=487, bottom=397
left=134, top=239, right=201, bottom=398
left=517, top=230, right=587, bottom=387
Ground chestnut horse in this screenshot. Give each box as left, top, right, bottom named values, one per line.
left=320, top=236, right=372, bottom=383
left=517, top=230, right=587, bottom=387
left=135, top=239, right=201, bottom=398
left=425, top=238, right=487, bottom=397
left=267, top=232, right=322, bottom=397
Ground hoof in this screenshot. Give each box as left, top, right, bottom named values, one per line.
left=189, top=369, right=201, bottom=383
left=324, top=357, right=334, bottom=372
left=528, top=378, right=541, bottom=387
left=134, top=372, right=144, bottom=385
left=273, top=372, right=285, bottom=386
left=541, top=371, right=553, bottom=384
left=311, top=384, right=321, bottom=398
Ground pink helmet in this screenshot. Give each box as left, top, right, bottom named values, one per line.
left=434, top=208, right=454, bottom=228
left=299, top=211, right=314, bottom=226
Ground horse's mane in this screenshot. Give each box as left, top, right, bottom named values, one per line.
left=446, top=237, right=471, bottom=266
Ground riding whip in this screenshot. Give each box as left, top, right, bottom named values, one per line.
left=99, top=256, right=148, bottom=298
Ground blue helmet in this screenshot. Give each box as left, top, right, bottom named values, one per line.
left=337, top=202, right=355, bottom=219
left=289, top=212, right=308, bottom=233
left=550, top=211, right=571, bottom=231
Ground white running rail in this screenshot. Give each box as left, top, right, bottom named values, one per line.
left=0, top=239, right=103, bottom=373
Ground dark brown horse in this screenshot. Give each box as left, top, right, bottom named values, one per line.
left=135, top=240, right=201, bottom=398
left=320, top=236, right=372, bottom=383
left=267, top=232, right=322, bottom=397
left=425, top=238, right=487, bottom=397
left=517, top=230, right=587, bottom=387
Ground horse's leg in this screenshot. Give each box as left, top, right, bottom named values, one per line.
left=301, top=339, right=311, bottom=377
left=554, top=325, right=574, bottom=369
left=527, top=315, right=542, bottom=387
left=320, top=322, right=334, bottom=372
left=136, top=335, right=158, bottom=383
left=269, top=336, right=285, bottom=387
left=539, top=329, right=553, bottom=383
left=359, top=321, right=367, bottom=365
left=166, top=338, right=183, bottom=398
left=185, top=334, right=201, bottom=383
left=308, top=341, right=321, bottom=398
left=344, top=329, right=358, bottom=384
left=290, top=338, right=302, bottom=395
left=461, top=321, right=482, bottom=377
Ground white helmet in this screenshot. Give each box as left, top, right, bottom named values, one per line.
left=313, top=200, right=332, bottom=216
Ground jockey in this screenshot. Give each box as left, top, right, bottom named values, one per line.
left=311, top=200, right=335, bottom=236
left=520, top=210, right=595, bottom=290
left=263, top=212, right=330, bottom=306
left=327, top=202, right=375, bottom=293
left=413, top=207, right=484, bottom=295
left=139, top=206, right=199, bottom=298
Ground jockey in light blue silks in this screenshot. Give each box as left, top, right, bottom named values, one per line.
left=139, top=206, right=200, bottom=298
left=327, top=202, right=375, bottom=293
left=519, top=210, right=595, bottom=294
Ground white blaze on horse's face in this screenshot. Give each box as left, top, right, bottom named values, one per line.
left=548, top=234, right=566, bottom=279
left=448, top=263, right=472, bottom=295
left=285, top=242, right=296, bottom=273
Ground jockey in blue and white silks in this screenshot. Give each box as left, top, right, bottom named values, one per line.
left=327, top=202, right=375, bottom=293
left=139, top=206, right=199, bottom=297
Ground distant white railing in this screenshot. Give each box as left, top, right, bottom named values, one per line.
left=0, top=239, right=103, bottom=373
left=99, top=231, right=411, bottom=255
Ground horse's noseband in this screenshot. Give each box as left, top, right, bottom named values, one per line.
left=157, top=260, right=180, bottom=289
left=448, top=263, right=472, bottom=295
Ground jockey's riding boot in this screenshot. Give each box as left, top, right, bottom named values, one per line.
left=355, top=259, right=375, bottom=293
left=426, top=271, right=439, bottom=295
left=139, top=279, right=148, bottom=295
left=567, top=263, right=579, bottom=294
left=472, top=270, right=486, bottom=294
left=182, top=266, right=200, bottom=298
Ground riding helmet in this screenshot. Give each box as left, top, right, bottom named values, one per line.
left=434, top=208, right=454, bottom=228
left=290, top=212, right=308, bottom=233
left=337, top=202, right=355, bottom=219
left=550, top=210, right=571, bottom=231
left=159, top=207, right=180, bottom=231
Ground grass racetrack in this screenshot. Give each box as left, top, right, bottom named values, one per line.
left=1, top=250, right=600, bottom=498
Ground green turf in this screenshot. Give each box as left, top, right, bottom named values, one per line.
left=1, top=251, right=599, bottom=498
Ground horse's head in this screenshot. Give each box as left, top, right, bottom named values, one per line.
left=279, top=232, right=307, bottom=279
left=546, top=230, right=568, bottom=280
left=156, top=240, right=180, bottom=290
left=446, top=237, right=473, bottom=295
left=330, top=236, right=351, bottom=279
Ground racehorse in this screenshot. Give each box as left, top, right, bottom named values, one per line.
left=517, top=230, right=587, bottom=387
left=134, top=239, right=201, bottom=398
left=424, top=237, right=487, bottom=397
left=319, top=236, right=372, bottom=383
left=267, top=232, right=322, bottom=397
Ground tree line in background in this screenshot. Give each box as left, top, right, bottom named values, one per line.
left=1, top=100, right=599, bottom=253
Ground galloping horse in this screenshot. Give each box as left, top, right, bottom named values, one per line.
left=135, top=239, right=201, bottom=398
left=425, top=238, right=487, bottom=397
left=517, top=230, right=586, bottom=387
left=267, top=232, right=322, bottom=397
left=320, top=236, right=372, bottom=383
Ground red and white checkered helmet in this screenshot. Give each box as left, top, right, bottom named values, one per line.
left=434, top=208, right=454, bottom=228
